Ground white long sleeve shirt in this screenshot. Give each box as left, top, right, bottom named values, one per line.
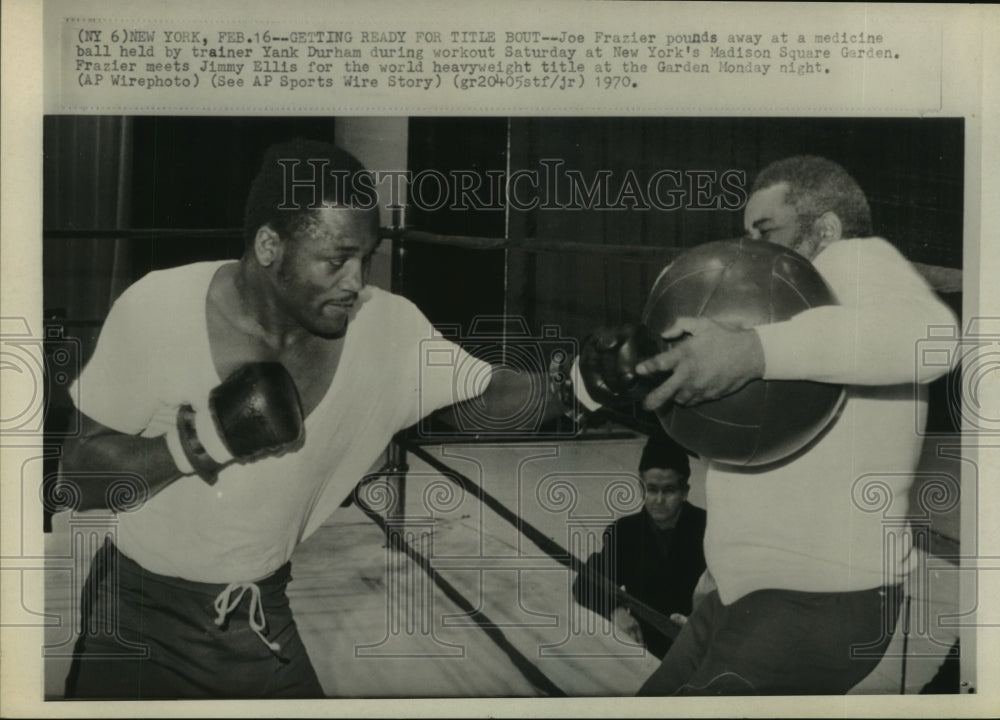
left=708, top=238, right=959, bottom=603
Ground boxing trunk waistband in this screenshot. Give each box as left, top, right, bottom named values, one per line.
left=106, top=539, right=291, bottom=592
left=100, top=539, right=292, bottom=653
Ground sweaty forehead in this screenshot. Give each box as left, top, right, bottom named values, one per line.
left=300, top=206, right=378, bottom=248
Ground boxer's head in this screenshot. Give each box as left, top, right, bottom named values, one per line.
left=638, top=429, right=691, bottom=530
left=744, top=155, right=871, bottom=260
left=244, top=138, right=378, bottom=251
left=244, top=140, right=380, bottom=338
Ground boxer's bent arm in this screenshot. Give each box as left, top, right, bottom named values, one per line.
left=436, top=365, right=564, bottom=432
left=57, top=414, right=185, bottom=512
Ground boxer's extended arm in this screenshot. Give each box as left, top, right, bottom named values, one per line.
left=435, top=364, right=565, bottom=432
left=434, top=325, right=665, bottom=431
left=58, top=414, right=186, bottom=512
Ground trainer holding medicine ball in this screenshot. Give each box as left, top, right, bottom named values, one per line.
left=576, top=156, right=959, bottom=695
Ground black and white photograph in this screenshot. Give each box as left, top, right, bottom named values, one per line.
left=36, top=114, right=967, bottom=699
left=2, top=1, right=998, bottom=718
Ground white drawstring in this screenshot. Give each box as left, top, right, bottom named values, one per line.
left=213, top=582, right=281, bottom=653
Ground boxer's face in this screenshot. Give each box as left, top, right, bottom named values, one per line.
left=274, top=206, right=378, bottom=338
left=641, top=468, right=687, bottom=529
left=744, top=182, right=824, bottom=260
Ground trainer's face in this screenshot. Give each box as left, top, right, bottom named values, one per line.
left=744, top=182, right=824, bottom=260
left=641, top=468, right=687, bottom=529
left=275, top=206, right=378, bottom=338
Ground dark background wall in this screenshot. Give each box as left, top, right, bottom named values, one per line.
left=405, top=117, right=963, bottom=345
left=44, top=115, right=338, bottom=305
left=44, top=116, right=964, bottom=335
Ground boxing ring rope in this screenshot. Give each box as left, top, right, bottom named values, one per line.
left=43, top=229, right=243, bottom=239
left=352, top=442, right=684, bottom=698
left=376, top=209, right=682, bottom=687
left=402, top=440, right=682, bottom=644
left=41, top=226, right=964, bottom=292
left=388, top=228, right=689, bottom=263
left=350, top=462, right=568, bottom=698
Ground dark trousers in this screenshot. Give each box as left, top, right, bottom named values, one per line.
left=638, top=585, right=902, bottom=695
left=64, top=541, right=324, bottom=699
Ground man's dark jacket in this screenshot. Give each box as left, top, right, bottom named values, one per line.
left=572, top=501, right=707, bottom=658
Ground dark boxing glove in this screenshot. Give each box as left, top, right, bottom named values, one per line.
left=173, top=362, right=305, bottom=483
left=579, top=323, right=660, bottom=407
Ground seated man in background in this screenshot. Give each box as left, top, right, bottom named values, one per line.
left=572, top=428, right=706, bottom=659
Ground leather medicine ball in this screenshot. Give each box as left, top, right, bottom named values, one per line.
left=642, top=238, right=845, bottom=467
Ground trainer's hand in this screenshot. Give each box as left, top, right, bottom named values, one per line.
left=579, top=323, right=660, bottom=407
left=635, top=317, right=765, bottom=410
left=176, top=362, right=304, bottom=482
left=613, top=606, right=644, bottom=645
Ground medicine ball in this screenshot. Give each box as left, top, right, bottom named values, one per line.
left=642, top=238, right=845, bottom=467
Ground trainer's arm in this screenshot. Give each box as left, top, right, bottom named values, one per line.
left=751, top=238, right=958, bottom=385
left=58, top=414, right=185, bottom=512
left=637, top=239, right=958, bottom=409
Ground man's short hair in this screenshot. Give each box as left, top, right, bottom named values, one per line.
left=244, top=138, right=374, bottom=249
left=751, top=155, right=873, bottom=239
left=639, top=427, right=691, bottom=485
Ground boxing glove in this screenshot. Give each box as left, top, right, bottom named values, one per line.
left=579, top=323, right=661, bottom=407
left=173, top=362, right=305, bottom=483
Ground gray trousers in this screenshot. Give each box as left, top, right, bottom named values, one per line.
left=638, top=585, right=902, bottom=695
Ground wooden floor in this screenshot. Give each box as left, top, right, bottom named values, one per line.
left=43, top=435, right=963, bottom=699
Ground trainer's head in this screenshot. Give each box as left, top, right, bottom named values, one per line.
left=639, top=428, right=691, bottom=530
left=243, top=139, right=380, bottom=339
left=744, top=155, right=872, bottom=260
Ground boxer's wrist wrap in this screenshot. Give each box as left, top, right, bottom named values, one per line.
left=177, top=404, right=225, bottom=485
left=164, top=423, right=196, bottom=476
left=193, top=402, right=235, bottom=464
left=570, top=355, right=604, bottom=413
